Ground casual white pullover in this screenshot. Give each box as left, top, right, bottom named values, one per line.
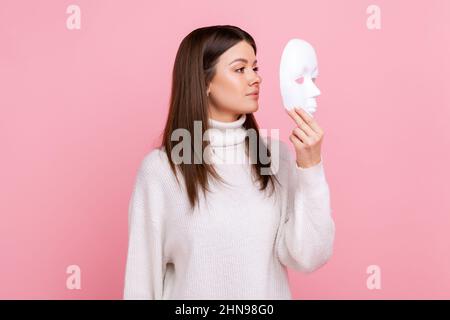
left=123, top=113, right=335, bottom=299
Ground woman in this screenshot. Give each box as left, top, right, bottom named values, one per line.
left=123, top=25, right=335, bottom=299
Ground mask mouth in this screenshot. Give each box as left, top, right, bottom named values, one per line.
left=306, top=98, right=317, bottom=108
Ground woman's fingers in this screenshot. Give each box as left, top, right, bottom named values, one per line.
left=286, top=108, right=316, bottom=137
left=289, top=132, right=304, bottom=148
left=294, top=107, right=323, bottom=135
left=292, top=127, right=312, bottom=146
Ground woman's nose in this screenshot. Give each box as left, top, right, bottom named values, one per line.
left=251, top=74, right=262, bottom=85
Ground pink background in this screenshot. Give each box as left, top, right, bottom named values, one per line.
left=1, top=0, right=449, bottom=299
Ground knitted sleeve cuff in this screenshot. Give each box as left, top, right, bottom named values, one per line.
left=295, top=158, right=327, bottom=190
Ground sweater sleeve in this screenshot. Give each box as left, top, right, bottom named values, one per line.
left=276, top=142, right=336, bottom=273
left=123, top=155, right=167, bottom=299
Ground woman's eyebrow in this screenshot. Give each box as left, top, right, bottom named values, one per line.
left=229, top=58, right=257, bottom=65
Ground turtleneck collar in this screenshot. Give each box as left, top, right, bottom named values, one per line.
left=206, top=114, right=247, bottom=147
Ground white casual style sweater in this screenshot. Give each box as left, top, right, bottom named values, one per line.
left=123, top=114, right=335, bottom=300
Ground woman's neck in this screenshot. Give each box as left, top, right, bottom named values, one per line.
left=206, top=113, right=247, bottom=147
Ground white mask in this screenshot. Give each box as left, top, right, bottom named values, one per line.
left=279, top=38, right=321, bottom=117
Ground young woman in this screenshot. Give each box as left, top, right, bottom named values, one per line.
left=123, top=25, right=335, bottom=300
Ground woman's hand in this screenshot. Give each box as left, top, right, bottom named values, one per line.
left=286, top=107, right=324, bottom=169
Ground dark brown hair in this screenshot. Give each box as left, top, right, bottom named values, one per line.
left=160, top=25, right=279, bottom=210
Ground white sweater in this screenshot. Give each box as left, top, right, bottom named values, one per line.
left=123, top=114, right=335, bottom=300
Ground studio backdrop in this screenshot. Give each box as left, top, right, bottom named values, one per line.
left=1, top=0, right=449, bottom=299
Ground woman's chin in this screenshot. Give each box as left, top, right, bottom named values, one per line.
left=245, top=103, right=259, bottom=113
left=227, top=103, right=258, bottom=115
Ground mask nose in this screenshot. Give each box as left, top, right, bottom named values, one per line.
left=309, top=79, right=321, bottom=98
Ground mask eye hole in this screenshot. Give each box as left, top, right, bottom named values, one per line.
left=295, top=76, right=304, bottom=84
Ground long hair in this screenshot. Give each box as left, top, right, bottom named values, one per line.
left=160, top=25, right=280, bottom=210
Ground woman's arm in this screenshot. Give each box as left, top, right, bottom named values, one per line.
left=276, top=142, right=336, bottom=273
left=123, top=153, right=167, bottom=299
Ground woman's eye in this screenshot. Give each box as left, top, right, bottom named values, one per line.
left=236, top=67, right=259, bottom=73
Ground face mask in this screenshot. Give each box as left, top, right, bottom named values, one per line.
left=279, top=38, right=321, bottom=117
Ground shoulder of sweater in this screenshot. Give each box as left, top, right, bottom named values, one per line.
left=135, top=146, right=177, bottom=186
left=138, top=147, right=165, bottom=174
